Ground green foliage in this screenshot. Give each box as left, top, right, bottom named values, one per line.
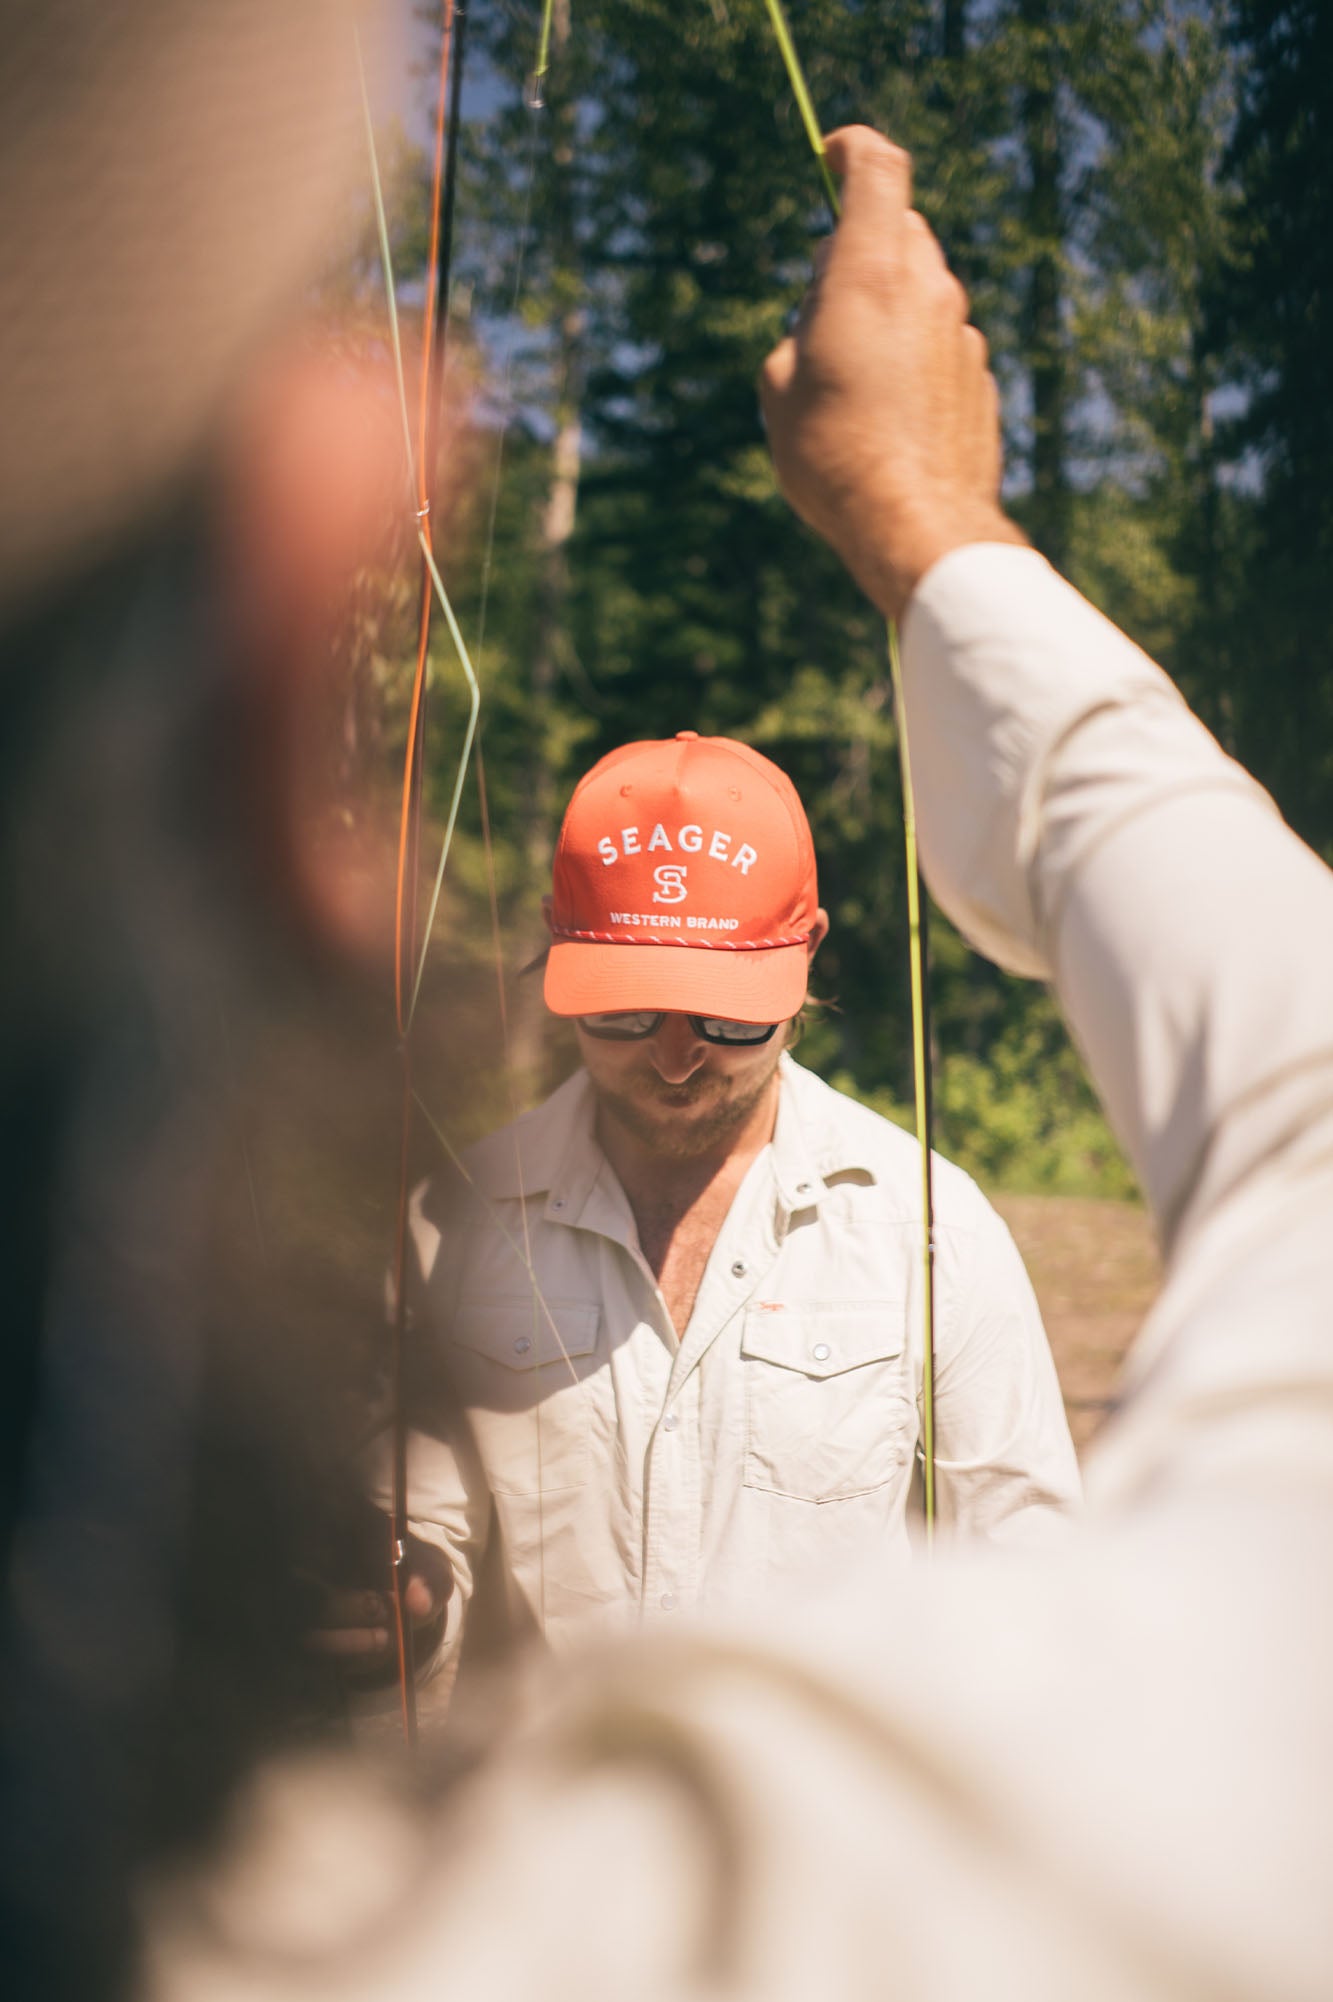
left=1198, top=0, right=1333, bottom=857
left=934, top=1039, right=1138, bottom=1199
left=830, top=1019, right=1140, bottom=1201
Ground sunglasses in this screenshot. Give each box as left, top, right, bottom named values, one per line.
left=577, top=1011, right=779, bottom=1046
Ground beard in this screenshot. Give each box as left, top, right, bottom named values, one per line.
left=592, top=1047, right=784, bottom=1162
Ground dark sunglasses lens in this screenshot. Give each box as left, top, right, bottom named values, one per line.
left=578, top=1011, right=661, bottom=1040
left=694, top=1017, right=778, bottom=1045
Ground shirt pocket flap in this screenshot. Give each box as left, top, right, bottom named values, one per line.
left=452, top=1295, right=600, bottom=1373
left=741, top=1304, right=904, bottom=1380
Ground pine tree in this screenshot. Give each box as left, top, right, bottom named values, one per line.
left=401, top=0, right=1238, bottom=1187
left=1209, top=0, right=1333, bottom=853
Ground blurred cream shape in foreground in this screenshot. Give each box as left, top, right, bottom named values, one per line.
left=0, top=0, right=397, bottom=620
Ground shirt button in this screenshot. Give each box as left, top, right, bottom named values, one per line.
left=551, top=1198, right=565, bottom=1211
left=662, top=1411, right=678, bottom=1431
left=812, top=1342, right=831, bottom=1362
left=660, top=1592, right=677, bottom=1611
left=796, top=1180, right=812, bottom=1194
left=731, top=1259, right=747, bottom=1278
left=514, top=1336, right=532, bottom=1356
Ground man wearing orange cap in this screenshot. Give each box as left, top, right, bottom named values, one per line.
left=366, top=726, right=1078, bottom=1681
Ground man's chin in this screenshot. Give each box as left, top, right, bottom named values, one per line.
left=600, top=1085, right=742, bottom=1159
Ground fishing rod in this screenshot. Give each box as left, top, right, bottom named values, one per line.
left=759, top=0, right=939, bottom=1537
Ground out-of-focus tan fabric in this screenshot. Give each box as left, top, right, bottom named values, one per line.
left=0, top=0, right=388, bottom=615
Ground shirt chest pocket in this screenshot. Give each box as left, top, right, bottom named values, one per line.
left=449, top=1295, right=601, bottom=1497
left=741, top=1303, right=915, bottom=1503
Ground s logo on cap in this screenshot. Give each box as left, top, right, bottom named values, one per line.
left=652, top=865, right=688, bottom=905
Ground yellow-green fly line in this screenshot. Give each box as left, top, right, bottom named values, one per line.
left=358, top=3, right=938, bottom=1578
left=758, top=0, right=938, bottom=1537
left=528, top=0, right=557, bottom=108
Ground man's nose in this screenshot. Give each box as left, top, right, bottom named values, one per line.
left=647, top=1014, right=707, bottom=1083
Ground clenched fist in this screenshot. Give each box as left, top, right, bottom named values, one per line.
left=760, top=126, right=1024, bottom=622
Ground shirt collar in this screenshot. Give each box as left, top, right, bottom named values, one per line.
left=462, top=1052, right=880, bottom=1221
left=767, top=1051, right=888, bottom=1216
left=461, top=1068, right=620, bottom=1233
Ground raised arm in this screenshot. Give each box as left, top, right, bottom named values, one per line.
left=761, top=128, right=1333, bottom=1497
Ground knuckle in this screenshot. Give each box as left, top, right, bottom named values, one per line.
left=937, top=268, right=967, bottom=318
left=870, top=137, right=909, bottom=184
left=827, top=124, right=910, bottom=194
left=759, top=340, right=795, bottom=395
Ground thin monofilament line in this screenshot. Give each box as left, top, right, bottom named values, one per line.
left=418, top=0, right=459, bottom=493
left=359, top=18, right=484, bottom=1742
left=472, top=113, right=541, bottom=685
left=462, top=108, right=551, bottom=1621
left=430, top=0, right=470, bottom=416
left=761, top=0, right=839, bottom=214
left=357, top=26, right=426, bottom=1743
left=354, top=32, right=484, bottom=1032
left=409, top=533, right=480, bottom=1022
left=359, top=23, right=432, bottom=1033
left=466, top=111, right=542, bottom=1063
left=756, top=0, right=937, bottom=1536
left=409, top=54, right=564, bottom=1635
left=404, top=0, right=480, bottom=1026
left=356, top=34, right=419, bottom=503
left=395, top=1, right=456, bottom=1037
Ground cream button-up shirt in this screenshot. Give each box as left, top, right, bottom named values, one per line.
left=398, top=1053, right=1078, bottom=1659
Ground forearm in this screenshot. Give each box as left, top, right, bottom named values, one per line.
left=758, top=116, right=1333, bottom=1261
left=900, top=547, right=1333, bottom=1257
left=827, top=494, right=1026, bottom=631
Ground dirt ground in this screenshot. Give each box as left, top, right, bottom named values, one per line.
left=992, top=1192, right=1161, bottom=1455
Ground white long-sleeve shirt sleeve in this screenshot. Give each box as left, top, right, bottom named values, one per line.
left=903, top=546, right=1333, bottom=1509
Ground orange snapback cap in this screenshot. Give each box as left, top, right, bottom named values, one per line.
left=544, top=732, right=819, bottom=1022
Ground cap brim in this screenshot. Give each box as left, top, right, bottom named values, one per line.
left=544, top=940, right=810, bottom=1023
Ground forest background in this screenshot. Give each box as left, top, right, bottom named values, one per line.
left=328, top=0, right=1333, bottom=1201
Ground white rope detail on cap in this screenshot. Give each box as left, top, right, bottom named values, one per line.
left=551, top=927, right=810, bottom=949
